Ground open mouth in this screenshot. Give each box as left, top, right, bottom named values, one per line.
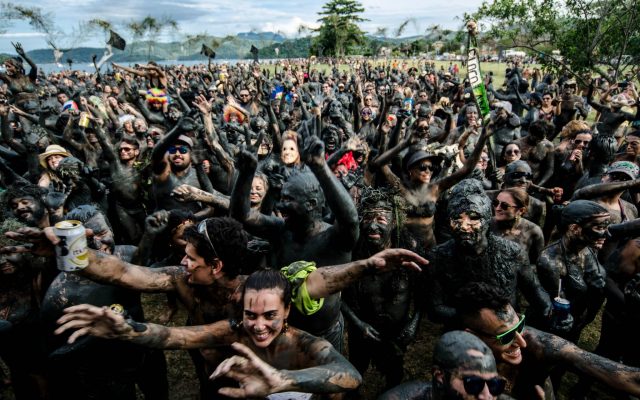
left=253, top=330, right=270, bottom=342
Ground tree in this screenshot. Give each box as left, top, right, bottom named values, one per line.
left=314, top=0, right=368, bottom=57
left=126, top=15, right=179, bottom=59
left=466, top=0, right=640, bottom=81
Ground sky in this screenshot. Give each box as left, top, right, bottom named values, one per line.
left=0, top=0, right=485, bottom=54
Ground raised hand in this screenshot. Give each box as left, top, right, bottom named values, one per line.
left=171, top=185, right=201, bottom=203
left=12, top=42, right=25, bottom=57
left=211, top=342, right=290, bottom=398
left=144, top=210, right=169, bottom=235
left=55, top=304, right=133, bottom=343
left=192, top=94, right=213, bottom=115
left=236, top=149, right=258, bottom=172
left=365, top=248, right=427, bottom=273
left=302, top=135, right=325, bottom=167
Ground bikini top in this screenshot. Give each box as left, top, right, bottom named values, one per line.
left=406, top=200, right=437, bottom=218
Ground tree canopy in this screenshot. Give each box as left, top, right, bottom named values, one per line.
left=313, top=0, right=368, bottom=57
left=466, top=0, right=640, bottom=81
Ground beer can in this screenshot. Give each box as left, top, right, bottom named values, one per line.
left=78, top=112, right=90, bottom=128
left=552, top=297, right=571, bottom=319
left=53, top=220, right=89, bottom=271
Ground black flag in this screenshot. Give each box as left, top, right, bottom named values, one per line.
left=200, top=44, right=216, bottom=59
left=250, top=45, right=259, bottom=63
left=107, top=30, right=126, bottom=51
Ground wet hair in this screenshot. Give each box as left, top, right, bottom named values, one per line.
left=559, top=120, right=591, bottom=140
left=119, top=137, right=140, bottom=149
left=3, top=184, right=47, bottom=211
left=253, top=171, right=269, bottom=193
left=589, top=134, right=618, bottom=163
left=358, top=186, right=407, bottom=226
left=447, top=179, right=492, bottom=221
left=499, top=188, right=529, bottom=210
left=182, top=217, right=248, bottom=278
left=167, top=209, right=196, bottom=234
left=243, top=269, right=292, bottom=307
left=433, top=330, right=496, bottom=374
left=454, top=281, right=513, bottom=322
left=559, top=200, right=609, bottom=233
left=529, top=119, right=553, bottom=139
left=0, top=218, right=29, bottom=248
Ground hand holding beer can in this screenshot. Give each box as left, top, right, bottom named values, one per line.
left=53, top=220, right=89, bottom=271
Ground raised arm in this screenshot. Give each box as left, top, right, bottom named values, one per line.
left=303, top=135, right=359, bottom=248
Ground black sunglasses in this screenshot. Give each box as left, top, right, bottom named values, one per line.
left=168, top=145, right=189, bottom=155
left=508, top=171, right=532, bottom=180
left=462, top=376, right=507, bottom=396
left=492, top=199, right=519, bottom=210
left=505, top=149, right=520, bottom=155
left=418, top=163, right=434, bottom=172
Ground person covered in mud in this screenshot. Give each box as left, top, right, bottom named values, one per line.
left=94, top=121, right=147, bottom=244
left=39, top=204, right=168, bottom=400
left=0, top=219, right=49, bottom=400
left=489, top=101, right=521, bottom=160
left=341, top=187, right=421, bottom=393
left=455, top=281, right=640, bottom=400
left=230, top=133, right=359, bottom=352
left=536, top=200, right=610, bottom=341
left=54, top=268, right=372, bottom=399
left=587, top=82, right=639, bottom=137
left=378, top=331, right=513, bottom=400
left=5, top=184, right=50, bottom=229
left=551, top=80, right=589, bottom=138
left=150, top=120, right=208, bottom=216
left=372, top=118, right=492, bottom=252
left=513, top=120, right=555, bottom=187
left=490, top=188, right=545, bottom=266
left=0, top=42, right=39, bottom=122
left=426, top=179, right=550, bottom=326
left=491, top=161, right=547, bottom=228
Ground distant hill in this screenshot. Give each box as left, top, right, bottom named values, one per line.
left=237, top=31, right=286, bottom=42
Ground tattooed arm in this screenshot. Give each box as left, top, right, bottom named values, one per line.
left=56, top=304, right=238, bottom=348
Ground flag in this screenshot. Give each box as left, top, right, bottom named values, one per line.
left=250, top=45, right=259, bottom=63
left=466, top=35, right=490, bottom=118
left=108, top=30, right=126, bottom=51
left=200, top=44, right=216, bottom=59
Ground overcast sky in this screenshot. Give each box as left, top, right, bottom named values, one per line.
left=0, top=0, right=484, bottom=54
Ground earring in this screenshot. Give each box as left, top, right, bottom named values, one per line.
left=282, top=319, right=289, bottom=334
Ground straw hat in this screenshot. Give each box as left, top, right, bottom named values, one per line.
left=39, top=144, right=70, bottom=169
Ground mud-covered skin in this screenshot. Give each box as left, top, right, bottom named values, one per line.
left=515, top=137, right=554, bottom=186
left=537, top=240, right=607, bottom=339
left=230, top=141, right=359, bottom=349
left=490, top=218, right=545, bottom=265
left=41, top=269, right=164, bottom=399
left=429, top=180, right=550, bottom=324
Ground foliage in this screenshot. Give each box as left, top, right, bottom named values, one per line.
left=126, top=15, right=179, bottom=58
left=313, top=0, right=368, bottom=56
left=466, top=0, right=640, bottom=81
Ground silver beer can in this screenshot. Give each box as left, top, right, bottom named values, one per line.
left=53, top=220, right=89, bottom=271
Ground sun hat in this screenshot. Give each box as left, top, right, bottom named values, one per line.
left=39, top=144, right=70, bottom=169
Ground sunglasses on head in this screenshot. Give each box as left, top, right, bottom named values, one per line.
left=462, top=376, right=507, bottom=396
left=197, top=219, right=219, bottom=260
left=508, top=171, right=532, bottom=180
left=168, top=145, right=189, bottom=155
left=492, top=199, right=518, bottom=210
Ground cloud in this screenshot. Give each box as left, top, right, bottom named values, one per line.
left=0, top=32, right=47, bottom=38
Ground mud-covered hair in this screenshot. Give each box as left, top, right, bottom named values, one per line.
left=433, top=330, right=496, bottom=374
left=183, top=217, right=248, bottom=279
left=243, top=269, right=292, bottom=307
left=454, top=281, right=513, bottom=322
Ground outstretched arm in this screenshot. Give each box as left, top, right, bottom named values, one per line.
left=527, top=327, right=640, bottom=396
left=56, top=304, right=237, bottom=348
left=304, top=248, right=426, bottom=299
left=572, top=179, right=640, bottom=200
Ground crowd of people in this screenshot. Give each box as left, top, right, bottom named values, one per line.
left=1, top=38, right=640, bottom=399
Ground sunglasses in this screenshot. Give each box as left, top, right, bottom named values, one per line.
left=505, top=149, right=520, bottom=155
left=492, top=314, right=526, bottom=346
left=507, top=171, right=532, bottom=180
left=418, top=163, right=434, bottom=172
left=492, top=199, right=519, bottom=210
left=573, top=139, right=591, bottom=146
left=119, top=147, right=135, bottom=153
left=462, top=376, right=507, bottom=396
left=197, top=219, right=219, bottom=260
left=168, top=145, right=190, bottom=155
